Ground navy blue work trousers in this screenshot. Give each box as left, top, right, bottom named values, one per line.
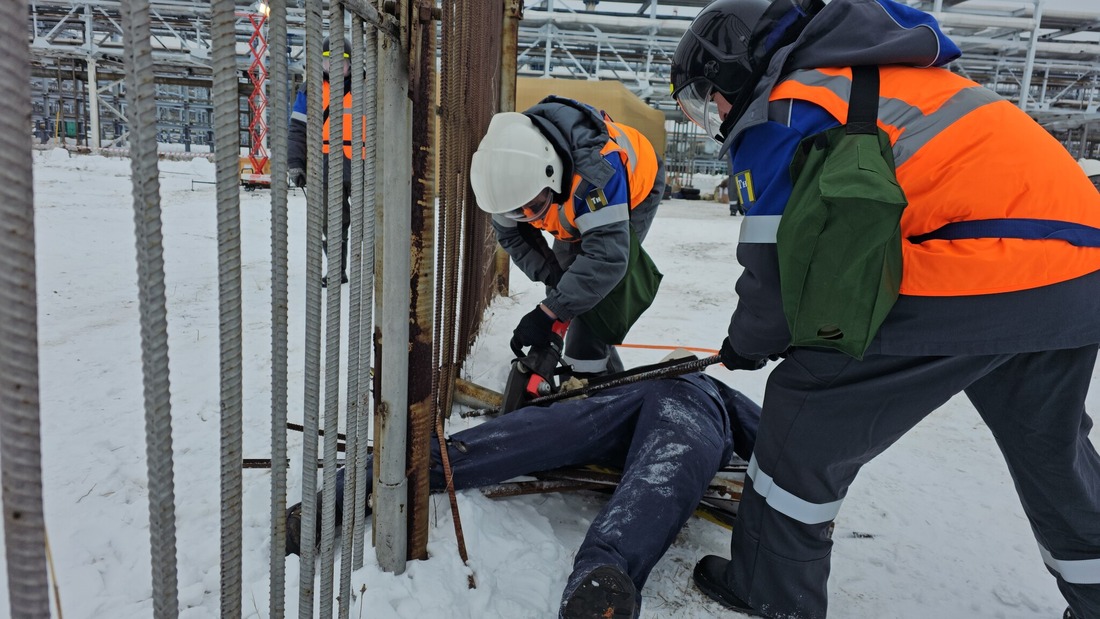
left=336, top=373, right=757, bottom=600
left=726, top=346, right=1100, bottom=619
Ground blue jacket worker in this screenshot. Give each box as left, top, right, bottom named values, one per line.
left=287, top=36, right=365, bottom=287
left=671, top=0, right=1100, bottom=617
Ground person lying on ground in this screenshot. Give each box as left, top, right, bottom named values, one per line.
left=286, top=370, right=760, bottom=619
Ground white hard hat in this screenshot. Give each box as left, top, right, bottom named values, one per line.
left=1079, top=158, right=1100, bottom=179
left=470, top=113, right=564, bottom=214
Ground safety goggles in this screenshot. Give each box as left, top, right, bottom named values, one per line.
left=322, top=50, right=350, bottom=58
left=503, top=188, right=553, bottom=223
left=673, top=79, right=725, bottom=142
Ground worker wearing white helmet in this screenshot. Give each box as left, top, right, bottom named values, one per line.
left=470, top=96, right=666, bottom=377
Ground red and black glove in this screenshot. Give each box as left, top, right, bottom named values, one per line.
left=719, top=337, right=767, bottom=371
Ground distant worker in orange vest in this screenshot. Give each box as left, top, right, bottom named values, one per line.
left=470, top=96, right=667, bottom=378
left=670, top=1, right=1100, bottom=618
left=288, top=35, right=364, bottom=287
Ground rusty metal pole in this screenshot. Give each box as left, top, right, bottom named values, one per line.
left=405, top=0, right=437, bottom=562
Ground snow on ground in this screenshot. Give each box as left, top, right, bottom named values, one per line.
left=1, top=149, right=1096, bottom=618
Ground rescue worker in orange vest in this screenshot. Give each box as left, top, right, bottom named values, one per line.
left=470, top=96, right=666, bottom=377
left=670, top=0, right=1100, bottom=617
left=288, top=35, right=364, bottom=287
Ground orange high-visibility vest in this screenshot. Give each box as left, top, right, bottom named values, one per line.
left=321, top=81, right=367, bottom=160
left=771, top=66, right=1100, bottom=296
left=531, top=117, right=659, bottom=242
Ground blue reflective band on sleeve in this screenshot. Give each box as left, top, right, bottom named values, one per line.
left=909, top=218, right=1100, bottom=247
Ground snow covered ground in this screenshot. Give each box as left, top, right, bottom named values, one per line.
left=1, top=149, right=1096, bottom=618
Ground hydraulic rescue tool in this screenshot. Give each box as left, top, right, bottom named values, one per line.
left=500, top=319, right=571, bottom=414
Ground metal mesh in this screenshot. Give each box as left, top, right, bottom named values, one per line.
left=439, top=0, right=505, bottom=377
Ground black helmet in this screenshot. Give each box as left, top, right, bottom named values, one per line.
left=321, top=34, right=353, bottom=58
left=671, top=0, right=823, bottom=141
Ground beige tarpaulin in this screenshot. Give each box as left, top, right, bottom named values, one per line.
left=517, top=77, right=667, bottom=156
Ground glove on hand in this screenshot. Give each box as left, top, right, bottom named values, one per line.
left=719, top=337, right=767, bottom=371
left=511, top=306, right=556, bottom=353
left=289, top=168, right=307, bottom=188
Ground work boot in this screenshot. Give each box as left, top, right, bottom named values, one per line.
left=284, top=503, right=303, bottom=557
left=692, top=555, right=762, bottom=616
left=283, top=496, right=323, bottom=557
left=560, top=565, right=637, bottom=619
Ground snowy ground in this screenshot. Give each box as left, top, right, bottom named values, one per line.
left=1, top=149, right=1096, bottom=618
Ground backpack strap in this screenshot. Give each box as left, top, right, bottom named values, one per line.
left=846, top=65, right=879, bottom=135
left=909, top=218, right=1100, bottom=247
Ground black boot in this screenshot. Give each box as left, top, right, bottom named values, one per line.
left=283, top=493, right=323, bottom=557
left=284, top=502, right=304, bottom=557
left=692, top=555, right=762, bottom=616
left=561, top=565, right=637, bottom=619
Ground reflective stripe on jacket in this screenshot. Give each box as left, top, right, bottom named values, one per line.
left=530, top=115, right=659, bottom=243
left=769, top=66, right=1100, bottom=296
left=319, top=81, right=366, bottom=160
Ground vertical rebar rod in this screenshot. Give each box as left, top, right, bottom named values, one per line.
left=211, top=0, right=245, bottom=615
left=319, top=10, right=346, bottom=618
left=267, top=0, right=290, bottom=615
left=352, top=15, right=379, bottom=571
left=0, top=0, right=51, bottom=615
left=298, top=0, right=326, bottom=614
left=120, top=0, right=181, bottom=616
left=338, top=16, right=366, bottom=618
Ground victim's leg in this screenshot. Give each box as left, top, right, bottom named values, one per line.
left=432, top=383, right=652, bottom=490
left=567, top=379, right=734, bottom=599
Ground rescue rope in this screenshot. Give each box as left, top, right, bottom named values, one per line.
left=616, top=343, right=720, bottom=355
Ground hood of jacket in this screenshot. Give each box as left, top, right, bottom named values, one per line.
left=719, top=0, right=961, bottom=155
left=524, top=95, right=616, bottom=194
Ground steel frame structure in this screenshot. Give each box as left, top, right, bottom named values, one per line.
left=520, top=0, right=1100, bottom=164
left=23, top=0, right=1100, bottom=158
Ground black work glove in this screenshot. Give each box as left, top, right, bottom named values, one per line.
left=289, top=167, right=307, bottom=188
left=511, top=306, right=556, bottom=353
left=719, top=337, right=767, bottom=371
